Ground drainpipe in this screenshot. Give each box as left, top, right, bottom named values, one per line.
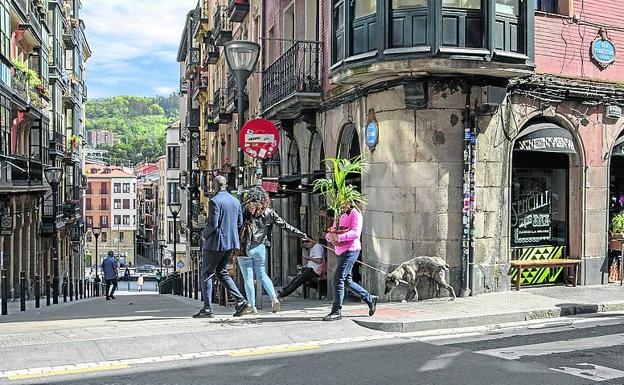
left=460, top=85, right=476, bottom=297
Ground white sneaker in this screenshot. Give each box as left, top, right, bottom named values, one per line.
left=250, top=306, right=258, bottom=314
left=272, top=299, right=280, bottom=313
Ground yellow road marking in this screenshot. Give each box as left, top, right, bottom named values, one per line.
left=228, top=344, right=320, bottom=357
left=8, top=364, right=129, bottom=381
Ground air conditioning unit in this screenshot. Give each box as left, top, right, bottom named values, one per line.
left=606, top=105, right=622, bottom=120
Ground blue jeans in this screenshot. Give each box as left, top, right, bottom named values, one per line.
left=237, top=244, right=277, bottom=307
left=332, top=250, right=372, bottom=312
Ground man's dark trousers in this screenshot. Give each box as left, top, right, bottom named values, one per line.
left=200, top=249, right=245, bottom=312
left=105, top=279, right=118, bottom=298
left=279, top=268, right=318, bottom=297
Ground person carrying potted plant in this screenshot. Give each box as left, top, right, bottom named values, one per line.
left=313, top=156, right=378, bottom=321
left=323, top=201, right=378, bottom=321
left=238, top=187, right=307, bottom=314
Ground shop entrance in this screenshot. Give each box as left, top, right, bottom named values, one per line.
left=607, top=134, right=624, bottom=282
left=510, top=122, right=578, bottom=287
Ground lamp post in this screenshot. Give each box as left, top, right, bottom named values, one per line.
left=168, top=203, right=182, bottom=272
left=224, top=40, right=260, bottom=200
left=92, top=226, right=101, bottom=277
left=44, top=166, right=63, bottom=305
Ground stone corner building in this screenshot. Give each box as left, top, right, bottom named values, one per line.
left=178, top=0, right=624, bottom=299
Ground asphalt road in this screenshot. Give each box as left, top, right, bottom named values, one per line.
left=9, top=315, right=624, bottom=385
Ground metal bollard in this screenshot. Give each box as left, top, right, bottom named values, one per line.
left=62, top=277, right=67, bottom=303
left=19, top=272, right=26, bottom=312
left=34, top=275, right=40, bottom=308
left=1, top=269, right=7, bottom=315
left=79, top=279, right=83, bottom=299
left=194, top=269, right=198, bottom=300
left=189, top=271, right=193, bottom=299
left=69, top=278, right=73, bottom=302
left=45, top=275, right=50, bottom=306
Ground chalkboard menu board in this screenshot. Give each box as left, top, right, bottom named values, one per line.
left=511, top=190, right=553, bottom=247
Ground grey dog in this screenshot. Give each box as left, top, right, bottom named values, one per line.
left=384, top=256, right=456, bottom=301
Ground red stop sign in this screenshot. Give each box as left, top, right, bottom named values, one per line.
left=239, top=118, right=280, bottom=159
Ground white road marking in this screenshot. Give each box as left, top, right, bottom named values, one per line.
left=551, top=364, right=624, bottom=382
left=477, top=334, right=624, bottom=360
left=419, top=351, right=463, bottom=372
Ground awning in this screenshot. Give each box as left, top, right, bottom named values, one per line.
left=514, top=123, right=577, bottom=154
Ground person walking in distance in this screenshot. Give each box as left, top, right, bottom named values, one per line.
left=193, top=176, right=252, bottom=318
left=101, top=251, right=119, bottom=300
left=323, top=203, right=378, bottom=321
left=137, top=274, right=144, bottom=292
left=238, top=187, right=307, bottom=313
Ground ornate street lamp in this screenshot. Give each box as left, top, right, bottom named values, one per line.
left=168, top=202, right=182, bottom=273
left=224, top=40, right=260, bottom=199
left=44, top=166, right=63, bottom=304
left=92, top=226, right=101, bottom=277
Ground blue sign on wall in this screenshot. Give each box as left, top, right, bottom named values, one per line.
left=591, top=37, right=616, bottom=68
left=365, top=120, right=379, bottom=152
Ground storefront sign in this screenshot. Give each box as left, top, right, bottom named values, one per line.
left=591, top=28, right=616, bottom=69
left=516, top=136, right=575, bottom=152
left=511, top=190, right=553, bottom=246
left=365, top=109, right=379, bottom=152
left=240, top=118, right=280, bottom=159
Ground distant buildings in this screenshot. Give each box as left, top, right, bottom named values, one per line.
left=85, top=130, right=115, bottom=148
left=84, top=163, right=137, bottom=267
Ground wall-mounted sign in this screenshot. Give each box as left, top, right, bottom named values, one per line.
left=240, top=118, right=280, bottom=159
left=591, top=28, right=616, bottom=69
left=177, top=261, right=185, bottom=269
left=365, top=109, right=379, bottom=152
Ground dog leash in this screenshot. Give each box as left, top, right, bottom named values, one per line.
left=307, top=239, right=409, bottom=285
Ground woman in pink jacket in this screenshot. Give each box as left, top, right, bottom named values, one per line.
left=323, top=203, right=378, bottom=321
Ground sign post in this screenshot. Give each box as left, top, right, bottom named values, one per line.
left=239, top=118, right=280, bottom=189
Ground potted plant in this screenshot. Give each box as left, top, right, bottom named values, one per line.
left=312, top=156, right=367, bottom=234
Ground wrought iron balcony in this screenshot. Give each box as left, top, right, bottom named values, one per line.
left=26, top=7, right=43, bottom=43
left=225, top=72, right=237, bottom=114
left=11, top=68, right=28, bottom=101
left=261, top=40, right=323, bottom=120
left=213, top=6, right=232, bottom=46
left=186, top=108, right=200, bottom=130
left=50, top=131, right=66, bottom=155
left=228, top=0, right=249, bottom=23
left=191, top=73, right=208, bottom=99
left=0, top=155, right=44, bottom=189
left=213, top=87, right=232, bottom=124
left=205, top=103, right=218, bottom=132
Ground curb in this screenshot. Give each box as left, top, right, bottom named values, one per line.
left=352, top=302, right=624, bottom=333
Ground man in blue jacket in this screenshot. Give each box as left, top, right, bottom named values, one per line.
left=194, top=176, right=251, bottom=318
left=101, top=251, right=118, bottom=300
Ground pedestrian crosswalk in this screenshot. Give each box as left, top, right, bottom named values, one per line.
left=416, top=317, right=624, bottom=383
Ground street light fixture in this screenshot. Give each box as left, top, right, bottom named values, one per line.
left=168, top=202, right=182, bottom=273
left=44, top=166, right=63, bottom=304
left=92, top=226, right=101, bottom=277
left=224, top=40, right=260, bottom=199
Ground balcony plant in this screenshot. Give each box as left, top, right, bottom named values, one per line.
left=12, top=59, right=43, bottom=90
left=312, top=156, right=367, bottom=233
left=611, top=213, right=624, bottom=239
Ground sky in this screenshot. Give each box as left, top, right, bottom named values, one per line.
left=82, top=0, right=197, bottom=99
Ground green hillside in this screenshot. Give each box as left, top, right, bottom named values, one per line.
left=85, top=95, right=179, bottom=166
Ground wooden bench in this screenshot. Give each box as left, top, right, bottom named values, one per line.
left=511, top=259, right=582, bottom=291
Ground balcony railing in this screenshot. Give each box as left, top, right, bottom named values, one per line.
left=204, top=43, right=219, bottom=66
left=50, top=131, right=66, bottom=154
left=213, top=6, right=232, bottom=46
left=213, top=87, right=232, bottom=124
left=190, top=73, right=208, bottom=98
left=228, top=0, right=249, bottom=23
left=11, top=68, right=28, bottom=101
left=226, top=72, right=237, bottom=113
left=261, top=41, right=323, bottom=119
left=28, top=7, right=42, bottom=42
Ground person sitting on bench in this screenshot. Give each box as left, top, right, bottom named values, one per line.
left=277, top=238, right=326, bottom=299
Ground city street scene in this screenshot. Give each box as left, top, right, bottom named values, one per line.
left=3, top=0, right=624, bottom=384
